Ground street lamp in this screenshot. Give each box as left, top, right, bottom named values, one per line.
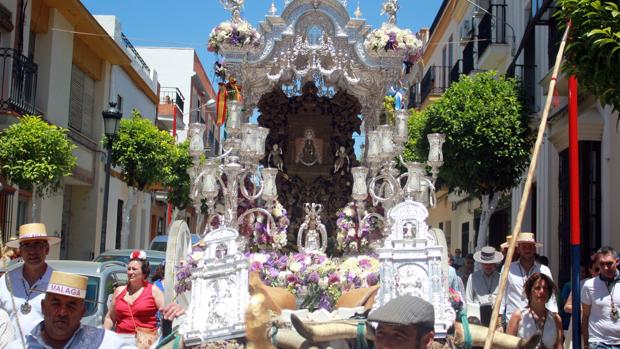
left=100, top=102, right=122, bottom=253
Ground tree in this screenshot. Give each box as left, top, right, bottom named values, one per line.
left=402, top=109, right=429, bottom=162
left=556, top=0, right=620, bottom=111
left=108, top=110, right=175, bottom=190
left=162, top=141, right=193, bottom=210
left=0, top=115, right=77, bottom=221
left=107, top=110, right=176, bottom=247
left=413, top=71, right=533, bottom=250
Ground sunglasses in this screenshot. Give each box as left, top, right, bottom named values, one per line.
left=599, top=261, right=617, bottom=268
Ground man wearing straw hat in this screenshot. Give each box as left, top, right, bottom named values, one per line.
left=7, top=270, right=133, bottom=348
left=500, top=233, right=557, bottom=326
left=0, top=223, right=59, bottom=339
left=466, top=246, right=503, bottom=326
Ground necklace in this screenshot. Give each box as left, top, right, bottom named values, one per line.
left=20, top=278, right=41, bottom=315
left=518, top=262, right=534, bottom=300
left=608, top=280, right=619, bottom=321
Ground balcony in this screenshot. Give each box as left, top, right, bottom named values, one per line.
left=157, top=87, right=185, bottom=132
left=477, top=3, right=512, bottom=70
left=0, top=48, right=38, bottom=116
left=420, top=65, right=451, bottom=104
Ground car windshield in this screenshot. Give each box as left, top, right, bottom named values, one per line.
left=150, top=242, right=167, bottom=252
left=93, top=255, right=164, bottom=279
left=84, top=276, right=99, bottom=316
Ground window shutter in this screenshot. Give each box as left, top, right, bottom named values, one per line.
left=81, top=74, right=94, bottom=137
left=69, top=65, right=84, bottom=131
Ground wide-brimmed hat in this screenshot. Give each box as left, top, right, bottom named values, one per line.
left=500, top=235, right=513, bottom=249
left=47, top=271, right=88, bottom=299
left=474, top=246, right=504, bottom=264
left=6, top=223, right=61, bottom=248
left=516, top=232, right=543, bottom=247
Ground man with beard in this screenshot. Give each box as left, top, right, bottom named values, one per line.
left=0, top=223, right=59, bottom=339
left=500, top=233, right=557, bottom=328
left=369, top=295, right=435, bottom=349
left=7, top=271, right=132, bottom=348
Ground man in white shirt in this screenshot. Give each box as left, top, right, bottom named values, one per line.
left=500, top=232, right=557, bottom=326
left=466, top=246, right=503, bottom=326
left=581, top=246, right=620, bottom=349
left=0, top=223, right=59, bottom=340
left=7, top=271, right=135, bottom=349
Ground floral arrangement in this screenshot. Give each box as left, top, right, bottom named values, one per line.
left=335, top=202, right=384, bottom=255
left=238, top=201, right=289, bottom=252
left=337, top=255, right=380, bottom=292
left=175, top=241, right=207, bottom=295
left=364, top=24, right=422, bottom=55
left=177, top=250, right=382, bottom=311
left=249, top=252, right=341, bottom=311
left=208, top=20, right=261, bottom=54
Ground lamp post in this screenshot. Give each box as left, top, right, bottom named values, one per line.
left=100, top=102, right=122, bottom=253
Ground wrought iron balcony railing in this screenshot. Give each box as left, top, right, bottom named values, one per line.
left=159, top=87, right=185, bottom=112
left=420, top=65, right=451, bottom=103
left=478, top=3, right=508, bottom=59
left=121, top=33, right=151, bottom=75
left=0, top=48, right=38, bottom=115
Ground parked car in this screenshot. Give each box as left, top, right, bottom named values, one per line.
left=7, top=260, right=127, bottom=328
left=149, top=234, right=200, bottom=252
left=93, top=249, right=165, bottom=279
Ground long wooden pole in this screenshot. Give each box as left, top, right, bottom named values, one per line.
left=483, top=22, right=572, bottom=349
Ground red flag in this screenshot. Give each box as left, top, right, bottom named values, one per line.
left=216, top=82, right=228, bottom=126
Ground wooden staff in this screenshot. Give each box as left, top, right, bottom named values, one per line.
left=483, top=22, right=572, bottom=349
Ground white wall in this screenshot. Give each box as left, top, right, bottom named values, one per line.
left=136, top=47, right=196, bottom=141
left=111, top=65, right=157, bottom=119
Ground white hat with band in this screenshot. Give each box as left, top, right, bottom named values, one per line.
left=47, top=271, right=88, bottom=299
left=6, top=223, right=60, bottom=248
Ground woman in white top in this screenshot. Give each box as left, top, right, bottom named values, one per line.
left=507, top=272, right=563, bottom=349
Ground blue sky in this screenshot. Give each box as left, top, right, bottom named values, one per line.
left=82, top=0, right=443, bottom=158
left=82, top=0, right=443, bottom=85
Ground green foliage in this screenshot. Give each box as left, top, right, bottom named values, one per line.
left=162, top=141, right=193, bottom=210
left=420, top=71, right=533, bottom=196
left=556, top=0, right=620, bottom=110
left=0, top=115, right=76, bottom=197
left=108, top=110, right=175, bottom=190
left=402, top=109, right=429, bottom=162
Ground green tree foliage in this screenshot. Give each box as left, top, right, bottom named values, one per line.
left=0, top=115, right=76, bottom=197
left=162, top=141, right=193, bottom=210
left=402, top=109, right=429, bottom=163
left=108, top=110, right=175, bottom=190
left=556, top=0, right=620, bottom=110
left=420, top=71, right=532, bottom=196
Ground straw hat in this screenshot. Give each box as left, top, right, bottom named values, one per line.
left=515, top=232, right=543, bottom=247
left=500, top=235, right=513, bottom=249
left=473, top=246, right=504, bottom=264
left=6, top=223, right=60, bottom=248
left=47, top=271, right=88, bottom=299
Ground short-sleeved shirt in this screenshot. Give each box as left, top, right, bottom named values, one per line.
left=581, top=275, right=620, bottom=345
left=0, top=264, right=53, bottom=338
left=501, top=261, right=557, bottom=321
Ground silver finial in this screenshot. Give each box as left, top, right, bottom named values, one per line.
left=381, top=0, right=399, bottom=25
left=269, top=0, right=277, bottom=15
left=354, top=1, right=362, bottom=19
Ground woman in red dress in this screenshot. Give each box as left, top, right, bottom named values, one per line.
left=104, top=250, right=164, bottom=347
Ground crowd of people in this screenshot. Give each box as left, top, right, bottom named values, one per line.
left=450, top=233, right=620, bottom=349
left=0, top=223, right=184, bottom=348
left=1, top=222, right=619, bottom=349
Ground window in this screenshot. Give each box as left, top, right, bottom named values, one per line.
left=558, top=141, right=601, bottom=287
left=69, top=65, right=95, bottom=138
left=461, top=222, right=470, bottom=255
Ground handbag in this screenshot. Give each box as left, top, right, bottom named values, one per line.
left=127, top=297, right=159, bottom=349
